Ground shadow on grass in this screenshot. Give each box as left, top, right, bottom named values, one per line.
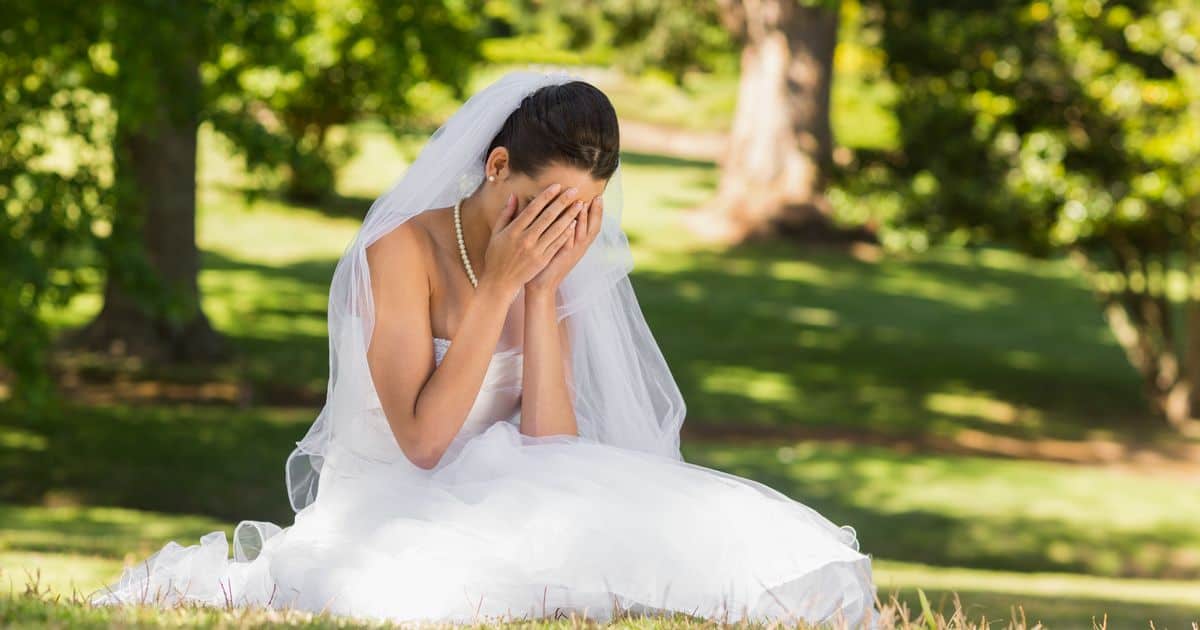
left=635, top=241, right=1152, bottom=443
left=197, top=250, right=336, bottom=399
left=683, top=441, right=1200, bottom=580
left=0, top=402, right=301, bottom=525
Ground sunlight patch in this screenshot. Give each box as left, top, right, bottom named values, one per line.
left=701, top=366, right=798, bottom=405
left=924, top=391, right=1042, bottom=427
left=0, top=427, right=46, bottom=452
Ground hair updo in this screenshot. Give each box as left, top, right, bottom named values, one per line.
left=486, top=80, right=620, bottom=182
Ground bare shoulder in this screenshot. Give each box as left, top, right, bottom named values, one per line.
left=367, top=217, right=433, bottom=259
left=365, top=219, right=434, bottom=294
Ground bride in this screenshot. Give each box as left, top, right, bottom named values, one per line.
left=91, top=69, right=878, bottom=627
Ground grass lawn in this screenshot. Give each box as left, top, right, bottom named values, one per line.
left=5, top=76, right=1199, bottom=627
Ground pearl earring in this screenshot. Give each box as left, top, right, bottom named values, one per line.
left=487, top=175, right=495, bottom=182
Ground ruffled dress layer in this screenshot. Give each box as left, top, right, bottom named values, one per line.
left=93, top=338, right=877, bottom=627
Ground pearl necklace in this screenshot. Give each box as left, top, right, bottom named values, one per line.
left=453, top=197, right=478, bottom=288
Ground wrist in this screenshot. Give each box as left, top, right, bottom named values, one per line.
left=524, top=284, right=558, bottom=307
left=476, top=275, right=519, bottom=305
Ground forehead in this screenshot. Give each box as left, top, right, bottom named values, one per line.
left=529, top=164, right=607, bottom=199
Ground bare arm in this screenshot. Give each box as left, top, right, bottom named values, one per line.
left=365, top=185, right=580, bottom=469
left=519, top=192, right=603, bottom=437
left=365, top=222, right=514, bottom=469
left=519, top=288, right=577, bottom=437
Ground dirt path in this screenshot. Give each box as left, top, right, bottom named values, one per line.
left=618, top=118, right=727, bottom=162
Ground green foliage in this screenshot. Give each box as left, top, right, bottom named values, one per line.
left=1, top=0, right=301, bottom=407
left=870, top=0, right=1199, bottom=254
left=213, top=0, right=485, bottom=202
left=1, top=1, right=485, bottom=405
left=1, top=3, right=114, bottom=408
left=492, top=1, right=735, bottom=82
left=856, top=0, right=1200, bottom=425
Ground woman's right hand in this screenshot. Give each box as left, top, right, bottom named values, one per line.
left=479, top=183, right=584, bottom=297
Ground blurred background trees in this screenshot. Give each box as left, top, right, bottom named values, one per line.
left=864, top=0, right=1200, bottom=429
left=2, top=1, right=481, bottom=408
left=64, top=1, right=293, bottom=369
left=5, top=0, right=1200, bottom=624
left=221, top=0, right=483, bottom=203
left=6, top=0, right=1200, bottom=430
left=5, top=0, right=1199, bottom=431
left=504, top=0, right=857, bottom=242
left=1, top=2, right=104, bottom=406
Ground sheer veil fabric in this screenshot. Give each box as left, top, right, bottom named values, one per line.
left=286, top=69, right=685, bottom=513
left=90, top=69, right=879, bottom=628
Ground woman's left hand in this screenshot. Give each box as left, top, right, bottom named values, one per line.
left=526, top=193, right=603, bottom=294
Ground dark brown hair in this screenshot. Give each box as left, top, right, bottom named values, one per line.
left=487, top=80, right=620, bottom=181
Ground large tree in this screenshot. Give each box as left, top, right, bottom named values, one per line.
left=510, top=0, right=850, bottom=242
left=690, top=0, right=847, bottom=242
left=57, top=2, right=304, bottom=367
left=869, top=0, right=1200, bottom=430
left=1, top=1, right=481, bottom=407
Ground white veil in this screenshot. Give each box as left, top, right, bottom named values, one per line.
left=285, top=69, right=687, bottom=512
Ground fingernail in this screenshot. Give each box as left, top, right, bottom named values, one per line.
left=567, top=187, right=578, bottom=196
left=549, top=183, right=562, bottom=192
left=508, top=192, right=515, bottom=205
left=574, top=200, right=584, bottom=210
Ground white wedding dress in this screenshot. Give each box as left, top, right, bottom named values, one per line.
left=92, top=335, right=878, bottom=627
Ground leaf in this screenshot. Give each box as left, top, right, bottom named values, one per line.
left=917, top=587, right=938, bottom=630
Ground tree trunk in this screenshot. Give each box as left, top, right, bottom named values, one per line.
left=62, top=58, right=228, bottom=364
left=1075, top=242, right=1196, bottom=432
left=1102, top=299, right=1189, bottom=425
left=693, top=0, right=863, bottom=244
left=1183, top=205, right=1200, bottom=424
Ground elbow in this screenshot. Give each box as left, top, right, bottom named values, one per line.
left=394, top=432, right=446, bottom=470
left=384, top=409, right=446, bottom=470
left=405, top=446, right=443, bottom=470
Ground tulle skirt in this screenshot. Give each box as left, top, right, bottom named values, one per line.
left=91, top=421, right=878, bottom=627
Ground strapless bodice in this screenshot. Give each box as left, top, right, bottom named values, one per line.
left=342, top=338, right=523, bottom=468
left=432, top=337, right=523, bottom=440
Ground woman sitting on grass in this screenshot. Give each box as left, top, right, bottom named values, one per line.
left=92, top=69, right=878, bottom=628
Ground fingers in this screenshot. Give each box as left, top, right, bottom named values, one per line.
left=545, top=222, right=574, bottom=257
left=539, top=199, right=586, bottom=253
left=574, top=204, right=588, bottom=243
left=586, top=194, right=603, bottom=239
left=530, top=187, right=580, bottom=237
left=492, top=193, right=517, bottom=235
left=510, top=183, right=562, bottom=231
